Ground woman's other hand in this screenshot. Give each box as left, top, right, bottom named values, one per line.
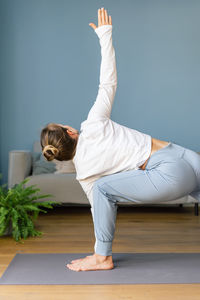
left=89, top=7, right=112, bottom=30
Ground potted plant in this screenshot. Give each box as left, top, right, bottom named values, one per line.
left=0, top=178, right=61, bottom=242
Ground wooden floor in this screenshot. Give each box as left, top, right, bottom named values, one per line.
left=0, top=204, right=200, bottom=300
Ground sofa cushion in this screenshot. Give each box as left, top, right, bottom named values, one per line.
left=32, top=152, right=56, bottom=175
left=26, top=173, right=88, bottom=204
left=54, top=159, right=76, bottom=174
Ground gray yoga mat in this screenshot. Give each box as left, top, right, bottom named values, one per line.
left=0, top=253, right=200, bottom=285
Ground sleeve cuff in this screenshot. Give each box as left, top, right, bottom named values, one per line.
left=95, top=239, right=113, bottom=256
left=95, top=25, right=112, bottom=39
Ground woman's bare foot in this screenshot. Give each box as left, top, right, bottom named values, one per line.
left=71, top=255, right=93, bottom=264
left=66, top=253, right=114, bottom=271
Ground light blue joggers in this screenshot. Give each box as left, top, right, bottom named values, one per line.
left=91, top=142, right=200, bottom=256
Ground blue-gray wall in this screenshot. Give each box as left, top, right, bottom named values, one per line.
left=0, top=0, right=200, bottom=184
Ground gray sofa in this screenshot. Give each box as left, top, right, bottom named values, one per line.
left=8, top=141, right=199, bottom=215
left=8, top=141, right=88, bottom=205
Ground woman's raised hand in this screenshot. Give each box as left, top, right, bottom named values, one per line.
left=89, top=8, right=112, bottom=30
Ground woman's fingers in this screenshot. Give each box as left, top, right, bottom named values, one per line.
left=101, top=8, right=105, bottom=25
left=98, top=8, right=101, bottom=27
left=90, top=8, right=112, bottom=30
left=105, top=9, right=109, bottom=24
left=89, top=23, right=97, bottom=30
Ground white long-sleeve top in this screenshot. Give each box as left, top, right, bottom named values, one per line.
left=72, top=25, right=152, bottom=206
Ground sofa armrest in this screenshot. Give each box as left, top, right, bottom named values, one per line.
left=8, top=150, right=32, bottom=188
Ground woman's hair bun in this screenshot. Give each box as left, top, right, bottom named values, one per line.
left=43, top=145, right=59, bottom=161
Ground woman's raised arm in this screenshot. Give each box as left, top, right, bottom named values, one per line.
left=86, top=8, right=117, bottom=121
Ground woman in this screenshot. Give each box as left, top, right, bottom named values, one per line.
left=40, top=8, right=200, bottom=272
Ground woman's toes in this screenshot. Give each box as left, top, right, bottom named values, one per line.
left=67, top=263, right=75, bottom=270
left=67, top=263, right=81, bottom=271
left=68, top=265, right=74, bottom=270
left=72, top=258, right=83, bottom=262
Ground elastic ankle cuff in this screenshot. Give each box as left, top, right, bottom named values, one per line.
left=95, top=239, right=112, bottom=256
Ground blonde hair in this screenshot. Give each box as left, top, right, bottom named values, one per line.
left=40, top=123, right=77, bottom=161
